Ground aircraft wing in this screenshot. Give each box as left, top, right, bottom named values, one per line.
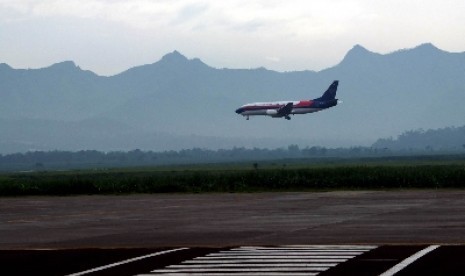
left=277, top=102, right=293, bottom=116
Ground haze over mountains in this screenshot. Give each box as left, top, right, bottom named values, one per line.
left=1, top=43, right=464, bottom=153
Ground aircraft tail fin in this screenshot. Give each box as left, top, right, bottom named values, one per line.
left=316, top=80, right=338, bottom=101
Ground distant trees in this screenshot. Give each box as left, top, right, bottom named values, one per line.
left=372, top=125, right=465, bottom=151
left=0, top=140, right=464, bottom=171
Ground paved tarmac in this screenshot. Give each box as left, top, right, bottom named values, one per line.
left=3, top=245, right=465, bottom=275
left=1, top=191, right=465, bottom=249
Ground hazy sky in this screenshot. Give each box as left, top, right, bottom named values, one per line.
left=1, top=0, right=465, bottom=75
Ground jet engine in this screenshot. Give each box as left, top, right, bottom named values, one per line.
left=266, top=109, right=278, bottom=116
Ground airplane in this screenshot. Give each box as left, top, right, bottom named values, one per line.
left=235, top=80, right=341, bottom=120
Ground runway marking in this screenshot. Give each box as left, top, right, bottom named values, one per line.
left=168, top=264, right=339, bottom=268
left=379, top=245, right=440, bottom=276
left=65, top=248, right=188, bottom=276
left=207, top=251, right=365, bottom=256
left=145, top=245, right=376, bottom=275
left=193, top=255, right=357, bottom=259
left=185, top=259, right=347, bottom=263
left=139, top=273, right=319, bottom=276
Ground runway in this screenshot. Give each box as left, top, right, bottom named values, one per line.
left=2, top=191, right=465, bottom=249
left=2, top=245, right=465, bottom=275
left=2, top=191, right=465, bottom=275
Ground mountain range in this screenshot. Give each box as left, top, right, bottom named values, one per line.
left=1, top=43, right=465, bottom=153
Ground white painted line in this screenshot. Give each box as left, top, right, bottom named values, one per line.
left=153, top=267, right=330, bottom=272
left=168, top=263, right=338, bottom=268
left=141, top=273, right=319, bottom=276
left=142, top=245, right=374, bottom=275
left=65, top=248, right=188, bottom=276
left=237, top=245, right=376, bottom=250
left=208, top=252, right=363, bottom=256
left=224, top=248, right=367, bottom=252
left=209, top=252, right=361, bottom=259
left=185, top=259, right=347, bottom=263
left=379, top=245, right=440, bottom=276
left=194, top=255, right=355, bottom=259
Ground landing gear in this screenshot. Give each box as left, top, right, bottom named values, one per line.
left=284, top=115, right=291, bottom=120
left=246, top=116, right=250, bottom=120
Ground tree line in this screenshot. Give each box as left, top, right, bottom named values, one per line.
left=1, top=144, right=464, bottom=171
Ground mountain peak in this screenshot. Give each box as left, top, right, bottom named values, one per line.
left=48, top=60, right=79, bottom=71
left=412, top=43, right=442, bottom=53
left=390, top=43, right=444, bottom=56
left=339, top=44, right=377, bottom=66
left=346, top=44, right=374, bottom=56
left=118, top=51, right=210, bottom=77
left=156, top=50, right=209, bottom=69
left=414, top=43, right=438, bottom=50
left=54, top=60, right=77, bottom=66
left=160, top=50, right=189, bottom=63
left=351, top=44, right=370, bottom=52
left=0, top=63, right=12, bottom=70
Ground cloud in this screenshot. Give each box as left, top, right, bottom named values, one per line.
left=0, top=0, right=364, bottom=35
left=266, top=56, right=280, bottom=62
left=0, top=0, right=195, bottom=28
left=1, top=0, right=465, bottom=75
left=172, top=2, right=209, bottom=23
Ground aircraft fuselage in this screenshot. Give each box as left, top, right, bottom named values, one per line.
left=235, top=81, right=340, bottom=120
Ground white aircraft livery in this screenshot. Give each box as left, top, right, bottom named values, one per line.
left=235, top=80, right=340, bottom=120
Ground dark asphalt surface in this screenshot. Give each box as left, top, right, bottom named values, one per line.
left=2, top=245, right=465, bottom=275
left=2, top=191, right=465, bottom=275
left=2, top=191, right=465, bottom=249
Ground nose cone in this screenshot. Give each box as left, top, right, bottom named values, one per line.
left=235, top=108, right=242, bottom=114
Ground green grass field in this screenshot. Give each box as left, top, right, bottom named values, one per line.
left=1, top=156, right=464, bottom=196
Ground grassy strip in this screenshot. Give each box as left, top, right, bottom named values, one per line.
left=1, top=165, right=465, bottom=196
left=0, top=165, right=465, bottom=196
